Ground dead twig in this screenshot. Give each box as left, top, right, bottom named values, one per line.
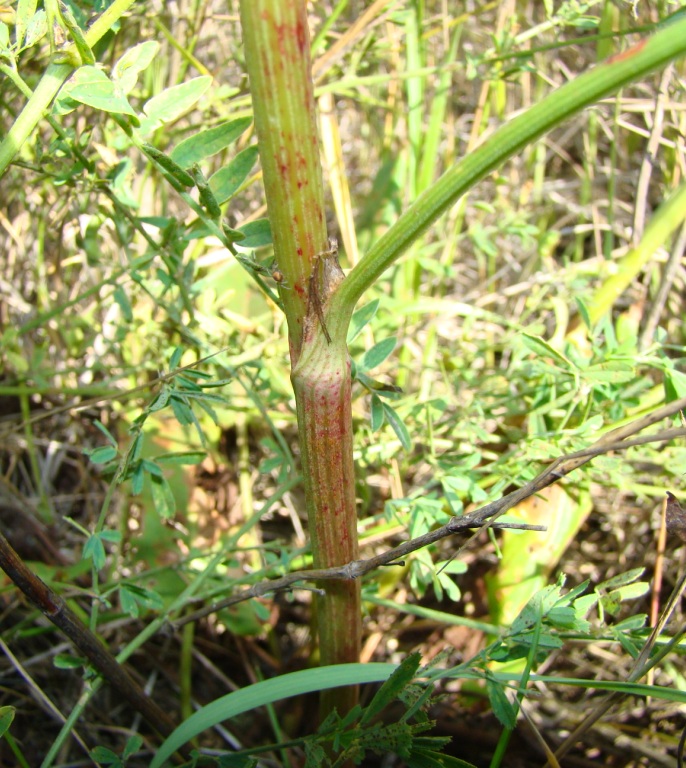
left=173, top=397, right=686, bottom=629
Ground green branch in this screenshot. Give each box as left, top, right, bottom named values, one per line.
left=332, top=13, right=686, bottom=318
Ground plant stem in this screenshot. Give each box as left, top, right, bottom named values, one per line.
left=239, top=0, right=361, bottom=715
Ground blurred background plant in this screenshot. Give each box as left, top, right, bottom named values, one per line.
left=2, top=0, right=686, bottom=765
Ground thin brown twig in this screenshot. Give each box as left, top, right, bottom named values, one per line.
left=0, top=530, right=191, bottom=760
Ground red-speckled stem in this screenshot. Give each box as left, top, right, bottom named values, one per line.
left=240, top=0, right=361, bottom=716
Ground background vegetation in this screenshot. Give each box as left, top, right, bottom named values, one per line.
left=2, top=0, right=686, bottom=766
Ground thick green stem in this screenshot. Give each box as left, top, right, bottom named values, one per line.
left=240, top=0, right=361, bottom=714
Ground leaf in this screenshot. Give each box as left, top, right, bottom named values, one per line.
left=20, top=8, right=46, bottom=51
left=87, top=445, right=118, bottom=464
left=143, top=75, right=212, bottom=124
left=575, top=296, right=592, bottom=330
left=16, top=0, right=38, bottom=49
left=156, top=451, right=206, bottom=465
left=170, top=395, right=194, bottom=425
left=83, top=534, right=106, bottom=570
left=581, top=361, right=635, bottom=384
left=486, top=678, right=517, bottom=729
left=170, top=117, right=252, bottom=167
left=519, top=332, right=574, bottom=369
left=348, top=299, right=379, bottom=343
left=169, top=346, right=184, bottom=370
left=208, top=145, right=259, bottom=204
left=150, top=474, right=176, bottom=519
left=370, top=393, right=384, bottom=431
left=93, top=420, right=117, bottom=448
left=359, top=337, right=396, bottom=372
left=66, top=66, right=137, bottom=116
left=0, top=706, right=15, bottom=739
left=119, top=584, right=163, bottom=617
left=113, top=285, right=132, bottom=322
left=382, top=403, right=412, bottom=450
left=665, top=369, right=686, bottom=401
left=150, top=663, right=398, bottom=768
left=360, top=653, right=421, bottom=726
left=235, top=219, right=273, bottom=249
left=54, top=654, right=84, bottom=669
left=113, top=41, right=160, bottom=95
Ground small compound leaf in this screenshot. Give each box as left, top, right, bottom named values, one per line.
left=208, top=144, right=259, bottom=204
left=170, top=117, right=252, bottom=168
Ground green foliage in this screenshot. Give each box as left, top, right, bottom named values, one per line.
left=2, top=0, right=686, bottom=765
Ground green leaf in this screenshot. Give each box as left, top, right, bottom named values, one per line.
left=348, top=299, right=379, bottom=344
left=170, top=117, right=252, bottom=167
left=150, top=474, right=176, bottom=519
left=113, top=285, right=132, bottom=322
left=156, top=451, right=206, bottom=465
left=66, top=66, right=137, bottom=116
left=113, top=41, right=160, bottom=95
left=0, top=21, right=9, bottom=51
left=16, top=0, right=38, bottom=49
left=0, top=706, right=15, bottom=739
left=149, top=388, right=170, bottom=412
left=596, top=568, right=645, bottom=591
left=360, top=653, right=421, bottom=726
left=83, top=534, right=106, bottom=570
left=208, top=144, right=259, bottom=204
left=236, top=219, right=273, bottom=249
left=382, top=403, right=412, bottom=451
left=150, top=663, right=398, bottom=768
left=54, top=654, right=84, bottom=669
left=131, top=463, right=145, bottom=495
left=143, top=75, right=212, bottom=124
left=170, top=395, right=194, bottom=425
left=169, top=346, right=184, bottom=369
left=119, top=584, right=163, bottom=617
left=519, top=332, right=575, bottom=369
left=486, top=678, right=517, bottom=729
left=359, top=337, right=396, bottom=372
left=20, top=8, right=46, bottom=51
left=93, top=420, right=118, bottom=448
left=370, top=393, right=384, bottom=431
left=665, top=369, right=686, bottom=401
left=575, top=296, right=592, bottom=330
left=581, top=361, right=635, bottom=384
left=90, top=746, right=121, bottom=766
left=87, top=445, right=118, bottom=464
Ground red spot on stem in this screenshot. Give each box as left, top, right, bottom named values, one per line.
left=606, top=38, right=648, bottom=64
